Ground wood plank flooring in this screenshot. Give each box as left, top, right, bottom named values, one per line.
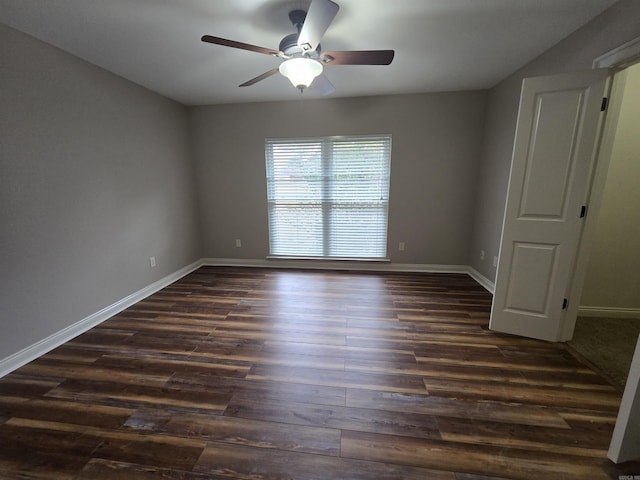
left=1, top=266, right=639, bottom=479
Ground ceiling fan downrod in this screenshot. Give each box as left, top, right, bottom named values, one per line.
left=289, top=10, right=307, bottom=33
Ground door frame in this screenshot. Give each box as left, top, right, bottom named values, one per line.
left=557, top=68, right=621, bottom=339
left=565, top=37, right=640, bottom=464
left=490, top=36, right=640, bottom=463
left=562, top=36, right=640, bottom=340
left=491, top=36, right=640, bottom=342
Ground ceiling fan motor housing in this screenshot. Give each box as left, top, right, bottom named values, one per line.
left=279, top=33, right=321, bottom=57
left=279, top=33, right=302, bottom=55
left=280, top=10, right=320, bottom=57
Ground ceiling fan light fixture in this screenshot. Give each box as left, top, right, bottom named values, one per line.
left=279, top=57, right=323, bottom=90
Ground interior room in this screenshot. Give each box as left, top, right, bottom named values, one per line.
left=1, top=0, right=640, bottom=478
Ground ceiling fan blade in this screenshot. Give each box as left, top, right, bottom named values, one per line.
left=321, top=50, right=395, bottom=66
left=311, top=73, right=336, bottom=96
left=201, top=35, right=280, bottom=56
left=298, top=0, right=339, bottom=52
left=239, top=67, right=281, bottom=87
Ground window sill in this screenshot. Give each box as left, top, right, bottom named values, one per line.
left=266, top=255, right=391, bottom=263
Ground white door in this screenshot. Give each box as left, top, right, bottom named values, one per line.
left=490, top=70, right=609, bottom=342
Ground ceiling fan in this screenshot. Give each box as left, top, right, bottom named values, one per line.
left=201, top=0, right=395, bottom=95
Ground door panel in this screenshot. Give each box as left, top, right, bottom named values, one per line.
left=490, top=69, right=608, bottom=342
left=505, top=243, right=557, bottom=315
left=520, top=91, right=583, bottom=218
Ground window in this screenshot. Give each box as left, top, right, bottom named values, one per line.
left=265, top=135, right=391, bottom=259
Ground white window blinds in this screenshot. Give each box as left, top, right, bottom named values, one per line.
left=265, top=135, right=391, bottom=259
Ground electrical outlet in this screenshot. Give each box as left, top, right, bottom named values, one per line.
left=493, top=256, right=498, bottom=267
left=398, top=242, right=405, bottom=251
left=149, top=256, right=156, bottom=268
left=480, top=250, right=485, bottom=260
left=235, top=239, right=242, bottom=248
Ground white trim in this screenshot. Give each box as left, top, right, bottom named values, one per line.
left=467, top=267, right=495, bottom=294
left=382, top=263, right=469, bottom=274
left=608, top=334, right=640, bottom=463
left=593, top=36, right=640, bottom=69
left=203, top=257, right=495, bottom=292
left=1, top=258, right=494, bottom=378
left=578, top=306, right=640, bottom=319
left=202, top=257, right=468, bottom=274
left=0, top=260, right=203, bottom=378
left=266, top=255, right=391, bottom=263
left=589, top=45, right=640, bottom=464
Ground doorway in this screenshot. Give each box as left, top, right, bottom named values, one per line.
left=573, top=59, right=640, bottom=464
left=570, top=61, right=640, bottom=388
left=489, top=38, right=640, bottom=462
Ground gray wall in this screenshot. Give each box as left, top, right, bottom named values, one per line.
left=469, top=0, right=640, bottom=282
left=189, top=92, right=487, bottom=264
left=0, top=24, right=202, bottom=360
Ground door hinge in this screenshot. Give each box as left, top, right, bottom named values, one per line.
left=562, top=298, right=568, bottom=310
left=601, top=97, right=608, bottom=112
left=580, top=205, right=587, bottom=218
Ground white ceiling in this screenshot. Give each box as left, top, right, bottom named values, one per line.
left=1, top=0, right=618, bottom=106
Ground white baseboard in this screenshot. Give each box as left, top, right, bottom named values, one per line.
left=578, top=306, right=640, bottom=319
left=467, top=267, right=495, bottom=294
left=202, top=257, right=495, bottom=292
left=202, top=257, right=466, bottom=273
left=1, top=258, right=494, bottom=378
left=0, top=260, right=203, bottom=378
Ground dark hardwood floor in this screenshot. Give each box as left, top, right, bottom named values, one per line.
left=1, top=266, right=639, bottom=479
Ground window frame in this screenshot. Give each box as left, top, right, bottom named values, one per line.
left=265, top=134, right=392, bottom=261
